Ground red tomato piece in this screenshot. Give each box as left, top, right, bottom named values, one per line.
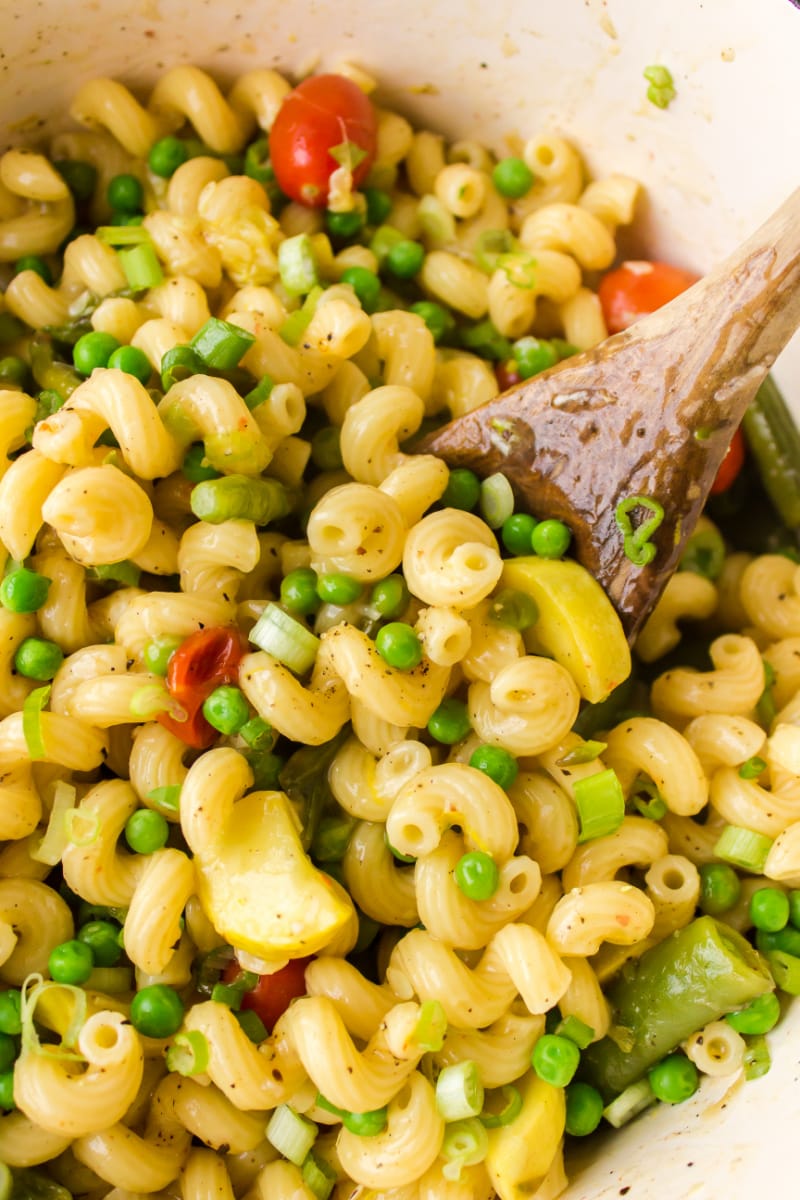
left=269, top=73, right=377, bottom=207
left=225, top=957, right=312, bottom=1031
left=709, top=427, right=746, bottom=495
left=156, top=626, right=245, bottom=748
left=495, top=360, right=521, bottom=391
left=598, top=260, right=700, bottom=334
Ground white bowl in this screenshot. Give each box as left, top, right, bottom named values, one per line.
left=2, top=1, right=799, bottom=1196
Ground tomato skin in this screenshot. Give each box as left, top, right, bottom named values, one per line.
left=157, top=626, right=245, bottom=748
left=709, top=427, right=746, bottom=495
left=224, top=957, right=311, bottom=1031
left=598, top=261, right=700, bottom=334
left=495, top=360, right=521, bottom=391
left=269, top=74, right=377, bottom=207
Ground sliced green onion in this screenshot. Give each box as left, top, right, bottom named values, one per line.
left=234, top=1008, right=268, bottom=1043
left=440, top=1117, right=489, bottom=1182
left=479, top=1084, right=522, bottom=1128
left=757, top=659, right=777, bottom=728
left=315, top=1093, right=388, bottom=1135
left=266, top=1104, right=318, bottom=1165
left=117, top=242, right=163, bottom=291
left=634, top=793, right=668, bottom=821
left=679, top=524, right=726, bottom=581
left=32, top=781, right=77, bottom=866
left=190, top=475, right=292, bottom=526
left=129, top=683, right=181, bottom=720
left=244, top=375, right=274, bottom=410
left=644, top=65, right=677, bottom=109
left=417, top=194, right=457, bottom=244
left=166, top=1029, right=209, bottom=1076
left=369, top=224, right=405, bottom=264
left=555, top=1015, right=595, bottom=1049
left=414, top=998, right=447, bottom=1052
left=278, top=234, right=320, bottom=295
left=475, top=228, right=519, bottom=274
left=0, top=1163, right=10, bottom=1200
left=497, top=252, right=538, bottom=289
left=556, top=740, right=607, bottom=767
left=435, top=1060, right=484, bottom=1121
left=766, top=950, right=800, bottom=996
left=743, top=1034, right=771, bottom=1081
left=190, top=317, right=256, bottom=370
left=714, top=824, right=774, bottom=873
left=211, top=969, right=257, bottom=1011
left=615, top=495, right=665, bottom=567
left=249, top=603, right=320, bottom=674
left=161, top=345, right=203, bottom=390
left=146, top=785, right=182, bottom=813
left=280, top=285, right=323, bottom=346
left=88, top=560, right=142, bottom=587
left=574, top=768, right=625, bottom=843
left=602, top=1077, right=656, bottom=1129
left=96, top=224, right=152, bottom=246
left=302, top=1152, right=337, bottom=1200
left=22, top=685, right=50, bottom=760
left=64, top=808, right=101, bottom=847
left=329, top=140, right=368, bottom=171
left=479, top=473, right=515, bottom=529
left=739, top=756, right=767, bottom=780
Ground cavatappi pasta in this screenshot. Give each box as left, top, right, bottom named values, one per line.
left=0, top=59, right=791, bottom=1200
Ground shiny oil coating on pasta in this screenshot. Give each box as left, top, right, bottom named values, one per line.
left=0, top=59, right=790, bottom=1200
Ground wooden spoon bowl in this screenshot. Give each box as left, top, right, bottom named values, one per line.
left=416, top=190, right=800, bottom=640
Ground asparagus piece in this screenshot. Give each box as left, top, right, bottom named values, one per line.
left=581, top=916, right=773, bottom=1100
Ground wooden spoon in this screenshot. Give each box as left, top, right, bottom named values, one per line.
left=415, top=189, right=800, bottom=641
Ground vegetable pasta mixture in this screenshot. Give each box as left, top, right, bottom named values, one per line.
left=0, top=59, right=797, bottom=1200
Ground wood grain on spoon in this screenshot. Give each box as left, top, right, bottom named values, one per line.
left=416, top=188, right=800, bottom=641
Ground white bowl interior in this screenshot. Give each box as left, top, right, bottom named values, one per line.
left=2, top=0, right=800, bottom=1194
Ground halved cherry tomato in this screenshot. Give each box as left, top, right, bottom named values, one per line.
left=269, top=74, right=377, bottom=207
left=709, top=426, right=746, bottom=495
left=598, top=260, right=700, bottom=334
left=224, top=956, right=312, bottom=1031
left=157, top=626, right=245, bottom=749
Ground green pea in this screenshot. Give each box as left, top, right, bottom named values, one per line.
left=317, top=573, right=362, bottom=606
left=385, top=238, right=425, bottom=279
left=460, top=319, right=512, bottom=362
left=243, top=137, right=274, bottom=184
left=513, top=336, right=558, bottom=380
left=564, top=1081, right=604, bottom=1137
left=15, top=255, right=52, bottom=284
left=0, top=569, right=51, bottom=614
left=181, top=443, right=221, bottom=483
left=363, top=187, right=392, bottom=225
left=789, top=890, right=800, bottom=930
left=749, top=887, right=790, bottom=933
left=14, top=637, right=63, bottom=680
left=78, top=920, right=123, bottom=968
left=454, top=850, right=500, bottom=900
left=487, top=588, right=538, bottom=631
left=531, top=1034, right=581, bottom=1088
left=326, top=209, right=365, bottom=239
left=125, top=809, right=170, bottom=855
left=0, top=1033, right=16, bottom=1074
left=310, top=425, right=344, bottom=471
left=148, top=136, right=189, bottom=178
left=49, top=939, right=94, bottom=985
left=370, top=575, right=410, bottom=620
left=143, top=635, right=182, bottom=676
left=757, top=925, right=800, bottom=957
left=501, top=512, right=538, bottom=556
left=648, top=1053, right=699, bottom=1104
left=107, top=344, right=153, bottom=384
left=280, top=568, right=321, bottom=615
left=130, top=984, right=184, bottom=1038
left=375, top=622, right=423, bottom=670
left=247, top=748, right=285, bottom=790
left=492, top=157, right=535, bottom=199
left=0, top=356, right=28, bottom=387
left=202, top=685, right=251, bottom=735
left=110, top=211, right=145, bottom=226
left=73, top=330, right=121, bottom=375
left=0, top=1070, right=14, bottom=1111
left=54, top=158, right=98, bottom=200
left=238, top=715, right=272, bottom=747
left=698, top=862, right=741, bottom=915
left=342, top=1106, right=388, bottom=1136
left=441, top=468, right=481, bottom=511
left=726, top=991, right=781, bottom=1036
left=340, top=266, right=381, bottom=313
left=531, top=518, right=571, bottom=559
left=107, top=173, right=144, bottom=213
left=409, top=300, right=455, bottom=344
left=427, top=697, right=471, bottom=744
left=468, top=744, right=518, bottom=790
left=0, top=991, right=22, bottom=1035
